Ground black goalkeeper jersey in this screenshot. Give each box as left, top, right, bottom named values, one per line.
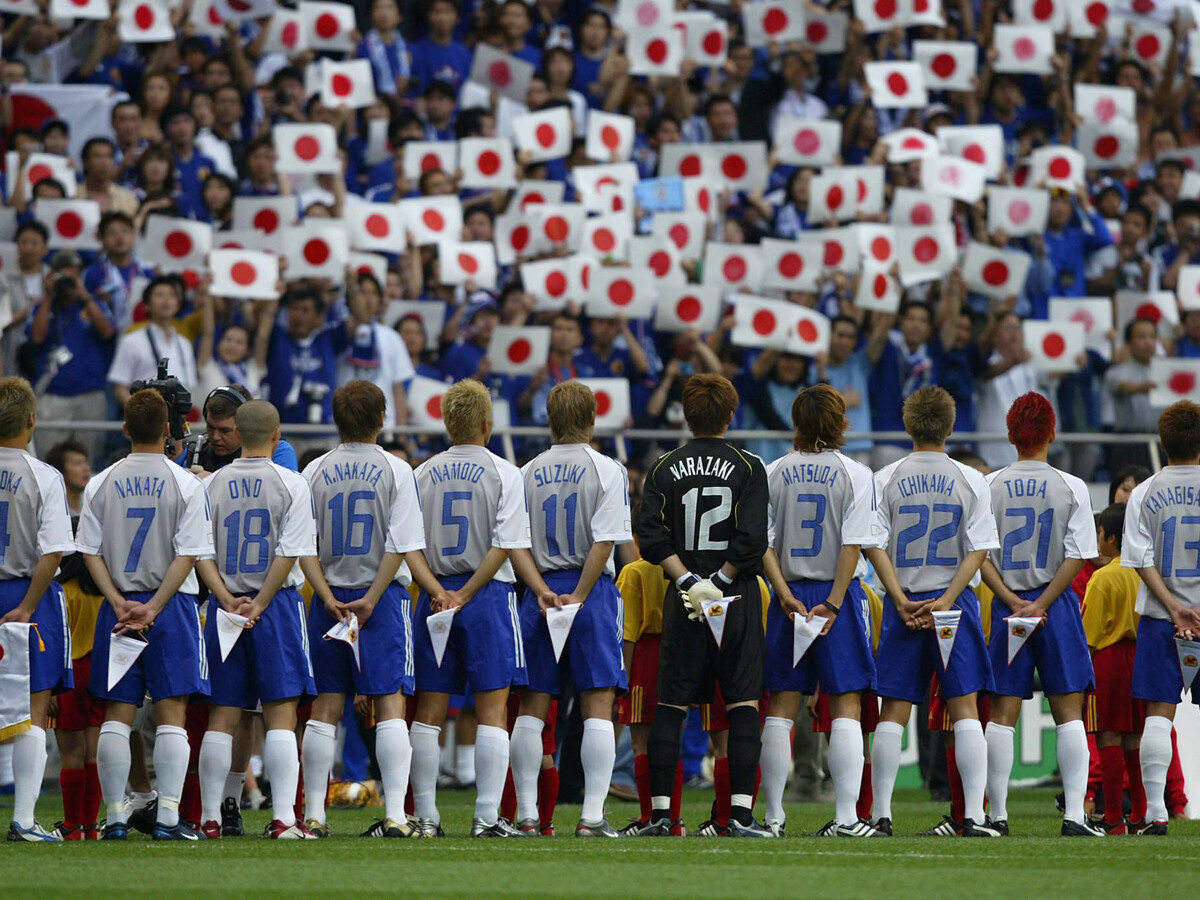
left=635, top=437, right=768, bottom=579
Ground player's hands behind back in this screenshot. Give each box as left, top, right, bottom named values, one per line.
left=681, top=577, right=722, bottom=622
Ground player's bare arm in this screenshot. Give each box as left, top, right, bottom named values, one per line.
left=337, top=551, right=404, bottom=626
left=299, top=556, right=344, bottom=622
left=1137, top=564, right=1200, bottom=637
left=865, top=547, right=922, bottom=628
left=439, top=546, right=510, bottom=611
left=511, top=547, right=560, bottom=610
left=240, top=553, right=299, bottom=624
left=813, top=543, right=861, bottom=636
left=762, top=548, right=804, bottom=618
left=195, top=558, right=241, bottom=613
left=559, top=539, right=616, bottom=607
left=927, top=549, right=988, bottom=618
left=0, top=551, right=62, bottom=625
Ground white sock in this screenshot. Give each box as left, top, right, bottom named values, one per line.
left=759, top=716, right=792, bottom=825
left=510, top=715, right=544, bottom=822
left=301, top=720, right=336, bottom=825
left=456, top=743, right=476, bottom=785
left=198, top=732, right=234, bottom=825
left=375, top=719, right=412, bottom=824
left=12, top=726, right=47, bottom=828
left=97, top=720, right=132, bottom=824
left=263, top=729, right=299, bottom=827
left=223, top=770, right=246, bottom=805
left=871, top=721, right=905, bottom=822
left=409, top=722, right=442, bottom=824
left=953, top=718, right=987, bottom=825
left=0, top=741, right=13, bottom=786
left=1056, top=720, right=1089, bottom=824
left=153, top=725, right=190, bottom=828
left=829, top=718, right=865, bottom=826
left=580, top=718, right=616, bottom=823
left=474, top=724, right=509, bottom=825
left=1141, top=716, right=1173, bottom=823
left=984, top=722, right=1015, bottom=823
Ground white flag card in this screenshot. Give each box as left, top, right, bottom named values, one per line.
left=216, top=609, right=251, bottom=662
left=629, top=235, right=685, bottom=286
left=588, top=267, right=656, bottom=319
left=987, top=185, right=1050, bottom=238
left=912, top=40, right=977, bottom=91
left=651, top=212, right=708, bottom=261
left=1149, top=358, right=1200, bottom=408
left=626, top=27, right=684, bottom=76
left=1030, top=146, right=1086, bottom=191
left=1013, top=0, right=1065, bottom=30
left=864, top=61, right=928, bottom=108
left=545, top=604, right=581, bottom=663
left=855, top=266, right=902, bottom=313
left=143, top=216, right=213, bottom=274
left=468, top=43, right=534, bottom=103
left=933, top=609, right=961, bottom=668
left=653, top=285, right=723, bottom=334
left=118, top=0, right=175, bottom=42
left=233, top=195, right=296, bottom=236
left=857, top=223, right=897, bottom=269
left=1177, top=636, right=1200, bottom=691
left=107, top=632, right=149, bottom=691
left=962, top=241, right=1032, bottom=299
left=711, top=142, right=769, bottom=192
left=320, top=58, right=376, bottom=109
left=895, top=223, right=957, bottom=287
left=1178, top=266, right=1200, bottom=311
left=459, top=137, right=517, bottom=190
left=773, top=116, right=842, bottom=167
left=1024, top=320, right=1085, bottom=371
left=801, top=9, right=848, bottom=54
left=383, top=299, right=446, bottom=347
left=703, top=242, right=763, bottom=291
left=346, top=203, right=407, bottom=253
left=921, top=155, right=987, bottom=203
left=937, top=124, right=1004, bottom=179
left=273, top=122, right=341, bottom=174
left=992, top=23, right=1055, bottom=74
left=701, top=595, right=740, bottom=648
left=582, top=212, right=633, bottom=261
left=323, top=613, right=361, bottom=670
left=586, top=111, right=635, bottom=163
left=426, top=609, right=456, bottom=667
left=400, top=196, right=463, bottom=246
left=1048, top=297, right=1113, bottom=349
left=1066, top=0, right=1110, bottom=37
left=301, top=0, right=356, bottom=51
left=760, top=237, right=823, bottom=291
left=881, top=128, right=940, bottom=164
left=685, top=16, right=729, bottom=65
left=209, top=249, right=280, bottom=300
left=1074, top=84, right=1137, bottom=127
left=891, top=187, right=953, bottom=226
left=403, top=141, right=458, bottom=181
left=575, top=377, right=631, bottom=430
left=793, top=614, right=828, bottom=667
left=808, top=167, right=860, bottom=222
left=742, top=1, right=806, bottom=45
left=1116, top=288, right=1179, bottom=338
left=489, top=325, right=550, bottom=375
left=19, top=153, right=73, bottom=200
left=513, top=107, right=573, bottom=162
left=1005, top=616, right=1041, bottom=665
left=439, top=241, right=497, bottom=289
left=409, top=375, right=450, bottom=426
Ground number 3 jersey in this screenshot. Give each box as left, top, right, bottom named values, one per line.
left=521, top=443, right=632, bottom=577
left=873, top=451, right=999, bottom=595
left=765, top=449, right=876, bottom=582
left=304, top=442, right=426, bottom=590
left=206, top=457, right=317, bottom=596
left=414, top=443, right=530, bottom=582
left=0, top=447, right=75, bottom=578
left=984, top=460, right=1097, bottom=592
left=1123, top=464, right=1200, bottom=620
left=76, top=452, right=212, bottom=594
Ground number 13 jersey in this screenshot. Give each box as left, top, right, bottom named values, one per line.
left=1123, top=465, right=1200, bottom=620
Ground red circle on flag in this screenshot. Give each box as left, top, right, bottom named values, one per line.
left=254, top=209, right=279, bottom=233
left=963, top=143, right=986, bottom=165
left=593, top=228, right=616, bottom=253
left=546, top=271, right=568, bottom=297
left=1136, top=34, right=1160, bottom=60
left=931, top=53, right=957, bottom=79
left=544, top=216, right=568, bottom=242
left=1095, top=135, right=1119, bottom=159
left=477, top=150, right=501, bottom=176
left=535, top=123, right=557, bottom=148
left=609, top=279, right=634, bottom=305
left=219, top=240, right=243, bottom=249
left=794, top=129, right=820, bottom=156
left=721, top=155, right=747, bottom=180
left=824, top=241, right=843, bottom=267
left=134, top=4, right=155, bottom=29
left=208, top=6, right=222, bottom=24
left=982, top=260, right=1009, bottom=286
left=679, top=154, right=702, bottom=177
left=315, top=12, right=340, bottom=38
left=698, top=188, right=711, bottom=213
left=580, top=263, right=591, bottom=290
left=1169, top=371, right=1197, bottom=394
left=763, top=8, right=789, bottom=33
left=1048, top=156, right=1071, bottom=179
left=56, top=211, right=83, bottom=239
left=1008, top=199, right=1032, bottom=225
left=365, top=214, right=390, bottom=238
left=902, top=136, right=926, bottom=151
left=1133, top=0, right=1156, bottom=11
left=1095, top=97, right=1117, bottom=123
left=488, top=61, right=512, bottom=88
left=294, top=135, right=320, bottom=161
left=601, top=125, right=621, bottom=150
left=507, top=338, right=532, bottom=363
left=779, top=252, right=803, bottom=278
left=677, top=295, right=702, bottom=322
left=911, top=202, right=934, bottom=225
left=419, top=152, right=441, bottom=173
left=856, top=178, right=868, bottom=203
left=1069, top=309, right=1094, bottom=331
left=806, top=21, right=828, bottom=42
left=511, top=225, right=530, bottom=251
left=646, top=38, right=669, bottom=64
left=649, top=251, right=672, bottom=276
left=703, top=30, right=725, bottom=55
left=231, top=261, right=257, bottom=286
left=423, top=209, right=445, bottom=232
left=1042, top=333, right=1066, bottom=358
left=1086, top=1, right=1107, bottom=23
left=1013, top=37, right=1036, bottom=60
left=303, top=239, right=330, bottom=265
left=668, top=224, right=689, bottom=249
left=914, top=0, right=928, bottom=10
left=182, top=270, right=201, bottom=289
left=457, top=252, right=479, bottom=275
left=874, top=273, right=889, bottom=298
left=875, top=0, right=896, bottom=17
left=913, top=236, right=939, bottom=263
left=752, top=309, right=776, bottom=335
left=637, top=1, right=659, bottom=25
left=870, top=236, right=891, bottom=261
left=1136, top=302, right=1162, bottom=323
left=1032, top=0, right=1054, bottom=19
left=27, top=164, right=51, bottom=184
left=595, top=391, right=612, bottom=416
left=228, top=0, right=251, bottom=10
left=886, top=72, right=909, bottom=95
left=797, top=319, right=819, bottom=343
left=427, top=395, right=443, bottom=419
left=826, top=185, right=844, bottom=210
left=723, top=256, right=746, bottom=282
left=281, top=21, right=299, bottom=47
left=165, top=231, right=192, bottom=258
left=331, top=73, right=352, bottom=97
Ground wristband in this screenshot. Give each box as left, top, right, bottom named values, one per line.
left=677, top=573, right=700, bottom=592
left=712, top=570, right=733, bottom=590
left=820, top=600, right=841, bottom=614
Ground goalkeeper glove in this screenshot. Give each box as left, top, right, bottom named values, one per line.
left=677, top=572, right=722, bottom=622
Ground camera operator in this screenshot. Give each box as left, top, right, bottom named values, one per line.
left=178, top=384, right=299, bottom=475
left=108, top=276, right=198, bottom=408
left=26, top=249, right=117, bottom=464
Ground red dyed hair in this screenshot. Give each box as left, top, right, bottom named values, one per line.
left=1007, top=392, right=1056, bottom=456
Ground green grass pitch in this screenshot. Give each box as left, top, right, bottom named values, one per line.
left=4, top=788, right=1200, bottom=898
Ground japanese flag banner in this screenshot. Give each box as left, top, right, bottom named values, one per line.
left=856, top=165, right=886, bottom=216
left=321, top=59, right=376, bottom=109
left=489, top=325, right=550, bottom=375
left=1080, top=120, right=1139, bottom=169
left=301, top=0, right=356, bottom=51
left=586, top=111, right=635, bottom=163
left=903, top=0, right=946, bottom=29
left=383, top=300, right=445, bottom=346
left=400, top=196, right=463, bottom=246
left=659, top=143, right=712, bottom=180
left=284, top=222, right=348, bottom=280
left=630, top=236, right=685, bottom=286
left=512, top=107, right=573, bottom=163
left=788, top=305, right=831, bottom=357
left=912, top=40, right=977, bottom=91
left=583, top=212, right=632, bottom=261
left=1149, top=359, right=1200, bottom=407
left=808, top=167, right=860, bottom=222
left=854, top=0, right=902, bottom=32
left=987, top=186, right=1050, bottom=237
left=856, top=223, right=897, bottom=270
left=891, top=187, right=953, bottom=225
left=575, top=379, right=630, bottom=430
left=438, top=241, right=497, bottom=289
left=651, top=212, right=709, bottom=261
left=801, top=9, right=848, bottom=53
left=264, top=9, right=307, bottom=55
left=1049, top=296, right=1113, bottom=349
left=1177, top=266, right=1200, bottom=310
left=348, top=252, right=387, bottom=284
left=1074, top=84, right=1136, bottom=127
left=346, top=203, right=407, bottom=253
left=51, top=0, right=109, bottom=20
left=403, top=141, right=458, bottom=181
left=0, top=243, right=19, bottom=276
left=588, top=267, right=656, bottom=319
left=703, top=242, right=763, bottom=291
left=36, top=200, right=100, bottom=250
left=654, top=285, right=723, bottom=334
left=864, top=61, right=927, bottom=108
left=683, top=177, right=720, bottom=222
left=921, top=154, right=987, bottom=203
left=1130, top=22, right=1171, bottom=69
left=731, top=295, right=799, bottom=350
left=143, top=217, right=212, bottom=274
left=494, top=211, right=533, bottom=265
left=511, top=179, right=565, bottom=212
left=992, top=24, right=1054, bottom=74
left=685, top=17, right=728, bottom=65
left=937, top=124, right=1004, bottom=179
left=627, top=28, right=684, bottom=76
left=895, top=224, right=958, bottom=287
left=233, top=196, right=296, bottom=236
left=532, top=203, right=586, bottom=252
left=1030, top=145, right=1086, bottom=191
left=1024, top=320, right=1085, bottom=371
left=881, top=128, right=940, bottom=163
left=190, top=0, right=227, bottom=38
left=19, top=153, right=73, bottom=199
left=273, top=123, right=341, bottom=174
left=616, top=0, right=673, bottom=30
left=773, top=116, right=842, bottom=167
left=118, top=0, right=175, bottom=42
left=712, top=142, right=769, bottom=192
left=408, top=375, right=450, bottom=426
left=574, top=162, right=639, bottom=215
left=214, top=230, right=265, bottom=252
left=521, top=257, right=575, bottom=308
left=759, top=237, right=823, bottom=291
left=215, top=0, right=277, bottom=21
left=742, top=1, right=806, bottom=46
left=209, top=249, right=280, bottom=300
left=1066, top=0, right=1110, bottom=37
left=855, top=267, right=902, bottom=313
left=962, top=242, right=1032, bottom=299
left=0, top=0, right=38, bottom=13
left=459, top=138, right=516, bottom=190
left=817, top=227, right=861, bottom=273
left=468, top=44, right=534, bottom=103
left=1012, top=0, right=1066, bottom=31
left=1116, top=289, right=1179, bottom=338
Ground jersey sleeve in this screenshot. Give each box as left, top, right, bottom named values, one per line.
left=591, top=456, right=632, bottom=544
left=74, top=473, right=107, bottom=556
left=173, top=470, right=214, bottom=557
left=276, top=470, right=318, bottom=559
left=841, top=459, right=877, bottom=547
left=871, top=467, right=893, bottom=545
left=1062, top=473, right=1099, bottom=561
left=725, top=451, right=769, bottom=572
left=635, top=453, right=674, bottom=566
left=1121, top=480, right=1155, bottom=569
left=492, top=459, right=531, bottom=550
left=34, top=464, right=75, bottom=556
left=1081, top=570, right=1111, bottom=648
left=383, top=456, right=427, bottom=554
left=764, top=458, right=780, bottom=546
left=963, top=468, right=1001, bottom=552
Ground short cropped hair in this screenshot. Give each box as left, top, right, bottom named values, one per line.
left=902, top=386, right=956, bottom=446
left=45, top=439, right=88, bottom=474
left=333, top=380, right=386, bottom=444
left=125, top=389, right=169, bottom=445
left=0, top=378, right=37, bottom=439
left=1159, top=400, right=1200, bottom=462
left=442, top=379, right=492, bottom=445
left=791, top=385, right=847, bottom=452
left=205, top=384, right=251, bottom=422
left=547, top=381, right=595, bottom=444
left=1097, top=502, right=1126, bottom=553
left=1007, top=392, right=1056, bottom=456
left=681, top=374, right=737, bottom=437
left=235, top=400, right=280, bottom=450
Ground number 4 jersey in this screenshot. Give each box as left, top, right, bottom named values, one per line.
left=0, top=447, right=75, bottom=578
left=1123, top=465, right=1200, bottom=620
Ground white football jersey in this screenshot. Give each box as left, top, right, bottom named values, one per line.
left=0, top=447, right=74, bottom=578
left=1123, top=466, right=1200, bottom=620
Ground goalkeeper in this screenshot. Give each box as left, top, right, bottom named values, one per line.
left=634, top=374, right=770, bottom=837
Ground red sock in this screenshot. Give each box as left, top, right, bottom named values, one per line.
left=500, top=769, right=517, bottom=823
left=669, top=760, right=683, bottom=823
left=634, top=754, right=651, bottom=823
left=857, top=762, right=873, bottom=821
left=1167, top=728, right=1188, bottom=815
left=713, top=757, right=730, bottom=827
left=538, top=766, right=558, bottom=828
left=752, top=767, right=761, bottom=806
left=60, top=767, right=85, bottom=833
left=947, top=746, right=965, bottom=823
left=84, top=764, right=101, bottom=834
left=1125, top=748, right=1148, bottom=823
left=181, top=772, right=202, bottom=826
left=1099, top=745, right=1126, bottom=826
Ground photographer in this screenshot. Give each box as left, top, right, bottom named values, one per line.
left=108, top=276, right=198, bottom=408
left=26, top=249, right=117, bottom=464
left=179, top=384, right=299, bottom=475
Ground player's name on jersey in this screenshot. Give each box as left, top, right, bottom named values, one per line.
left=531, top=463, right=588, bottom=487
left=112, top=475, right=167, bottom=499
left=1143, top=484, right=1200, bottom=514
left=779, top=462, right=842, bottom=487
left=669, top=455, right=737, bottom=481
left=997, top=477, right=1048, bottom=499
left=224, top=477, right=267, bottom=499
left=0, top=468, right=24, bottom=492
left=317, top=460, right=388, bottom=487
left=425, top=460, right=487, bottom=484
left=896, top=472, right=956, bottom=498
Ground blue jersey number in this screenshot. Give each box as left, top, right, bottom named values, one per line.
left=223, top=509, right=272, bottom=575
left=441, top=492, right=471, bottom=557
left=0, top=501, right=10, bottom=566
left=328, top=491, right=375, bottom=557
left=1161, top=516, right=1200, bottom=578
left=1001, top=507, right=1054, bottom=571
left=542, top=492, right=578, bottom=557
left=125, top=507, right=156, bottom=573
left=789, top=493, right=826, bottom=558
left=895, top=503, right=963, bottom=568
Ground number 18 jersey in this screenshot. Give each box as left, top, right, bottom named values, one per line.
left=1123, top=465, right=1200, bottom=620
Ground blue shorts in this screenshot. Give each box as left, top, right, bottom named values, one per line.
left=765, top=580, right=876, bottom=696
left=875, top=588, right=994, bottom=704
left=0, top=578, right=72, bottom=694
left=206, top=588, right=316, bottom=709
left=90, top=592, right=209, bottom=705
left=413, top=574, right=527, bottom=695
left=989, top=587, right=1094, bottom=698
left=308, top=583, right=413, bottom=697
left=521, top=570, right=627, bottom=696
left=1132, top=616, right=1200, bottom=706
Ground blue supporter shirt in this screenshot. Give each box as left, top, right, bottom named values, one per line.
left=1043, top=209, right=1112, bottom=301
left=173, top=148, right=217, bottom=214
left=264, top=325, right=348, bottom=425
left=83, top=256, right=155, bottom=328
left=812, top=348, right=872, bottom=453
left=26, top=299, right=116, bottom=395
left=409, top=39, right=472, bottom=95
left=357, top=31, right=410, bottom=96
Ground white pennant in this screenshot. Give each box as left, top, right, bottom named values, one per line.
left=107, top=632, right=149, bottom=691
left=1005, top=616, right=1041, bottom=664
left=545, top=604, right=582, bottom=662
left=1178, top=637, right=1200, bottom=691
left=793, top=615, right=828, bottom=667
left=323, top=613, right=360, bottom=671
left=701, top=595, right=739, bottom=648
left=216, top=608, right=251, bottom=663
left=427, top=609, right=456, bottom=667
left=932, top=609, right=961, bottom=669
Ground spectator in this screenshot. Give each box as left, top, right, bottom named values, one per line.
left=358, top=0, right=410, bottom=98
left=77, top=137, right=138, bottom=217
left=1103, top=318, right=1161, bottom=472
left=44, top=439, right=91, bottom=516
left=108, top=276, right=198, bottom=406
left=409, top=0, right=471, bottom=96
left=338, top=272, right=414, bottom=428
left=812, top=316, right=872, bottom=466
left=162, top=106, right=217, bottom=215
left=974, top=311, right=1052, bottom=470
